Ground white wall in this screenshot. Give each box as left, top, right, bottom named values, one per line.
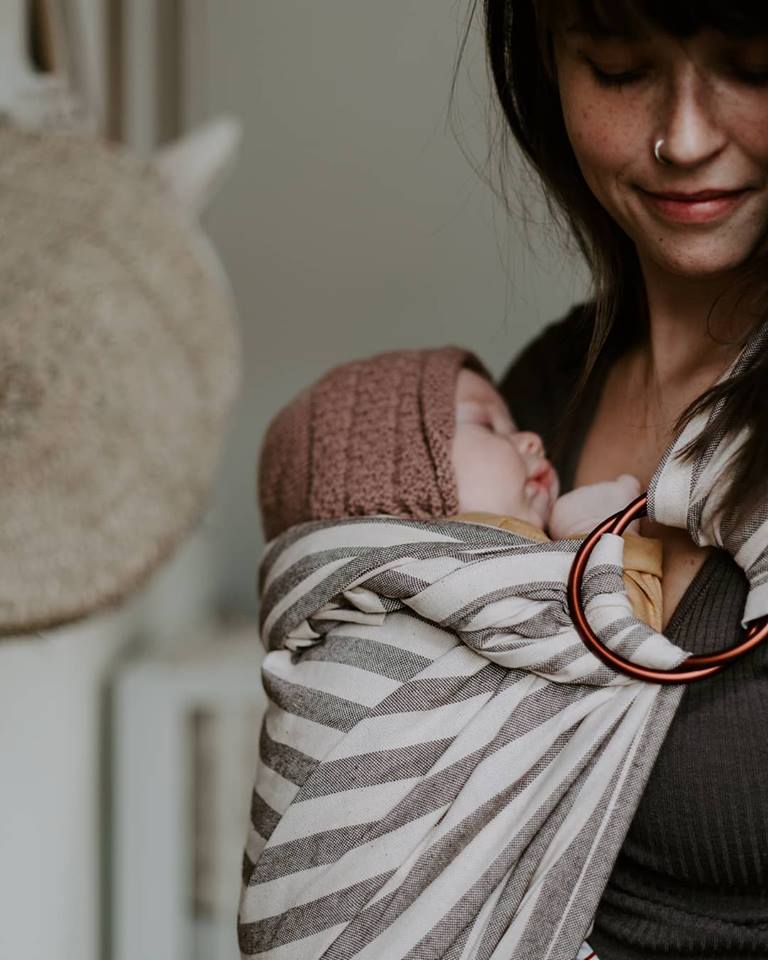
left=184, top=2, right=590, bottom=611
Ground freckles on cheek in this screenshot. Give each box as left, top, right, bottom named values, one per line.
left=559, top=71, right=642, bottom=164
left=567, top=102, right=633, bottom=170
left=562, top=113, right=613, bottom=203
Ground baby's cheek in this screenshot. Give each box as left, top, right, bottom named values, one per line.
left=493, top=446, right=532, bottom=516
left=453, top=436, right=525, bottom=515
left=452, top=434, right=497, bottom=511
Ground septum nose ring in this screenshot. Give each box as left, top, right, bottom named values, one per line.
left=654, top=138, right=669, bottom=164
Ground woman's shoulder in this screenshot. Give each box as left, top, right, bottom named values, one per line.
left=497, top=301, right=594, bottom=440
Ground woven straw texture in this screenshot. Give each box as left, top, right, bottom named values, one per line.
left=0, top=124, right=240, bottom=635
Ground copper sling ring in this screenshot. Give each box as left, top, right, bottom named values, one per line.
left=566, top=493, right=768, bottom=684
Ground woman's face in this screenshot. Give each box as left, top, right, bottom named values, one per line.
left=552, top=22, right=768, bottom=280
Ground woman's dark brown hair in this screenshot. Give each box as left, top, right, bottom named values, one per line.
left=479, top=0, right=768, bottom=526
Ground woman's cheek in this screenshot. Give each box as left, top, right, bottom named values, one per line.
left=559, top=71, right=642, bottom=181
left=565, top=104, right=618, bottom=179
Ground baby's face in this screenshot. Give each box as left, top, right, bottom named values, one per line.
left=451, top=368, right=559, bottom=527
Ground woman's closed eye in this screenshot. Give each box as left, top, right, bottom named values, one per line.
left=587, top=60, right=646, bottom=88
left=720, top=37, right=768, bottom=86
left=584, top=51, right=768, bottom=90
left=724, top=61, right=768, bottom=87
left=574, top=35, right=650, bottom=89
left=588, top=63, right=768, bottom=89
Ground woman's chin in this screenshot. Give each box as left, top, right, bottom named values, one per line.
left=639, top=237, right=762, bottom=281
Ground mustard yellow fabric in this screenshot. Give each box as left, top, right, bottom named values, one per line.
left=452, top=512, right=663, bottom=632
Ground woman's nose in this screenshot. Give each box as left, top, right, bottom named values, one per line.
left=656, top=66, right=727, bottom=168
left=515, top=431, right=544, bottom=457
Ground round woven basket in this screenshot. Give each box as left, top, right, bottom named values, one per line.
left=0, top=124, right=241, bottom=635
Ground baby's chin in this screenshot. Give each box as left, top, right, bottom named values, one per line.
left=461, top=492, right=552, bottom=530
left=514, top=478, right=555, bottom=529
left=524, top=492, right=554, bottom=530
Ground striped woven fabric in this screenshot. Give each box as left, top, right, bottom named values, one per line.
left=238, top=518, right=688, bottom=960
left=647, top=318, right=768, bottom=624
left=239, top=322, right=768, bottom=960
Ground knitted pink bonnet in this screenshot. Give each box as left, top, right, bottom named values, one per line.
left=258, top=346, right=492, bottom=541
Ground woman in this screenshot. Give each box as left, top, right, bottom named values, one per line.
left=489, top=1, right=768, bottom=956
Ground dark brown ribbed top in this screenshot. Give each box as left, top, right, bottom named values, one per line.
left=498, top=305, right=768, bottom=960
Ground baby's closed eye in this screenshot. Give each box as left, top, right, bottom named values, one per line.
left=457, top=402, right=514, bottom=436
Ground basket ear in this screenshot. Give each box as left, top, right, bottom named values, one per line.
left=153, top=116, right=243, bottom=215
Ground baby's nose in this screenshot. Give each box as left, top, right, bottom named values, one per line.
left=516, top=431, right=544, bottom=457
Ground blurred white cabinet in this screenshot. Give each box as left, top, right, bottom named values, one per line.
left=112, top=631, right=265, bottom=960
left=0, top=612, right=127, bottom=960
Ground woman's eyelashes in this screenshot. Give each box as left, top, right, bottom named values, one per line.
left=726, top=63, right=768, bottom=87
left=584, top=57, right=648, bottom=87
left=588, top=62, right=645, bottom=88
left=584, top=54, right=768, bottom=90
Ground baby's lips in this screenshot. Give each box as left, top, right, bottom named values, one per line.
left=529, top=459, right=559, bottom=502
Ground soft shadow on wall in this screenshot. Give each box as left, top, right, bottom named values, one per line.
left=190, top=1, right=590, bottom=620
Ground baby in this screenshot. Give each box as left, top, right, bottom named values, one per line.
left=451, top=363, right=641, bottom=538
left=258, top=346, right=662, bottom=629
left=448, top=362, right=662, bottom=629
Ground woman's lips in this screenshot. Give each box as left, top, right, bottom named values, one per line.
left=637, top=187, right=752, bottom=224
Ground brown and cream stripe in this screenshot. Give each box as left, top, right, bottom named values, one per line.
left=239, top=516, right=688, bottom=960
